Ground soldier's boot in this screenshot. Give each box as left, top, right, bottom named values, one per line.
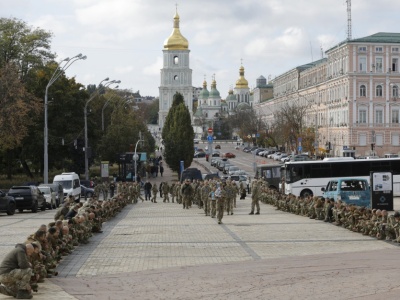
left=249, top=211, right=254, bottom=215
left=255, top=211, right=260, bottom=215
left=16, top=289, right=33, bottom=299
left=30, top=283, right=38, bottom=292
left=0, top=284, right=15, bottom=297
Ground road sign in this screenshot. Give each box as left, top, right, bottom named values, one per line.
left=207, top=135, right=213, bottom=142
left=298, top=146, right=302, bottom=152
left=256, top=133, right=260, bottom=138
left=208, top=127, right=213, bottom=134
left=298, top=137, right=302, bottom=142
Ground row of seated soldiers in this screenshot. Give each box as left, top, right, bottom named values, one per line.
left=257, top=183, right=400, bottom=243
left=24, top=194, right=129, bottom=293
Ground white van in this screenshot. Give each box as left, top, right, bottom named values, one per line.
left=53, top=172, right=81, bottom=202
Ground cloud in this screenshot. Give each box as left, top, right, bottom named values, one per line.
left=143, top=57, right=162, bottom=76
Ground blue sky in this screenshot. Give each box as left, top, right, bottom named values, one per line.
left=2, top=0, right=400, bottom=97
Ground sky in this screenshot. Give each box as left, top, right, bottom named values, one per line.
left=2, top=0, right=400, bottom=98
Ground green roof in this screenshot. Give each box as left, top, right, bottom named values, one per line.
left=326, top=32, right=400, bottom=52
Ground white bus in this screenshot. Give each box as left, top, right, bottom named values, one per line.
left=284, top=158, right=400, bottom=198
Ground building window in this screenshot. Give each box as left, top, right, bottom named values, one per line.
left=393, top=85, right=399, bottom=98
left=376, top=46, right=383, bottom=52
left=376, top=134, right=383, bottom=146
left=360, top=85, right=366, bottom=97
left=375, top=57, right=383, bottom=73
left=359, top=133, right=367, bottom=146
left=376, top=85, right=383, bottom=97
left=375, top=110, right=383, bottom=124
left=392, top=110, right=399, bottom=123
left=393, top=47, right=399, bottom=53
left=173, top=56, right=179, bottom=65
left=359, top=57, right=366, bottom=72
left=359, top=109, right=367, bottom=124
left=358, top=46, right=367, bottom=52
left=174, top=75, right=178, bottom=81
left=392, top=134, right=399, bottom=146
left=392, top=58, right=398, bottom=72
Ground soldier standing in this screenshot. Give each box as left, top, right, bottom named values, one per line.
left=151, top=183, right=158, bottom=203
left=209, top=186, right=217, bottom=218
left=216, top=183, right=227, bottom=224
left=162, top=182, right=170, bottom=202
left=249, top=180, right=261, bottom=215
left=181, top=179, right=194, bottom=209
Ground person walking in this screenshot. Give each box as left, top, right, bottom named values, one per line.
left=144, top=180, right=152, bottom=201
left=151, top=183, right=158, bottom=203
left=159, top=162, right=164, bottom=177
left=216, top=182, right=226, bottom=224
left=181, top=179, right=194, bottom=209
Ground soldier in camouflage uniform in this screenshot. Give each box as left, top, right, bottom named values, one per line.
left=181, top=179, right=194, bottom=209
left=201, top=181, right=211, bottom=216
left=170, top=182, right=176, bottom=203
left=249, top=180, right=261, bottom=215
left=151, top=183, right=158, bottom=203
left=162, top=182, right=170, bottom=203
left=216, top=183, right=226, bottom=224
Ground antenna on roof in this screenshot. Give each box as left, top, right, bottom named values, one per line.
left=346, top=0, right=352, bottom=40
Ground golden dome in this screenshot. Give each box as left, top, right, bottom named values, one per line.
left=235, top=65, right=249, bottom=89
left=164, top=11, right=189, bottom=50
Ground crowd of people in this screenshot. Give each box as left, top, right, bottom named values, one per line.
left=254, top=180, right=400, bottom=242
left=2, top=169, right=400, bottom=298
left=0, top=193, right=129, bottom=299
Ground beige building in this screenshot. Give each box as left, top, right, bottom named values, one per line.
left=257, top=32, right=400, bottom=157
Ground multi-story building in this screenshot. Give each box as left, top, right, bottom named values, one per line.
left=158, top=10, right=193, bottom=129
left=256, top=32, right=400, bottom=157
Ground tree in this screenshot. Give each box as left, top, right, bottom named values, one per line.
left=162, top=92, right=194, bottom=175
left=0, top=63, right=42, bottom=178
left=0, top=18, right=54, bottom=82
left=98, top=105, right=155, bottom=164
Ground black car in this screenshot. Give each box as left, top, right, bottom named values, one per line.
left=8, top=186, right=46, bottom=213
left=0, top=190, right=16, bottom=215
left=194, top=151, right=206, bottom=158
left=180, top=168, right=203, bottom=183
left=81, top=185, right=94, bottom=199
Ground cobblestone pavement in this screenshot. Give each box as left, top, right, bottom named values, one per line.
left=0, top=162, right=400, bottom=299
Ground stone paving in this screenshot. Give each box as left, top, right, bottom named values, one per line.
left=0, top=160, right=400, bottom=299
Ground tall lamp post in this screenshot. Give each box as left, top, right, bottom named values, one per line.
left=101, top=89, right=119, bottom=131
left=84, top=79, right=121, bottom=180
left=44, top=53, right=86, bottom=184
left=134, top=132, right=144, bottom=181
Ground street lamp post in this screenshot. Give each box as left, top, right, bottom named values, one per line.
left=44, top=53, right=86, bottom=184
left=84, top=79, right=121, bottom=180
left=101, top=89, right=119, bottom=131
left=134, top=133, right=144, bottom=182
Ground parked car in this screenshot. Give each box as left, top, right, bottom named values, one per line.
left=254, top=148, right=266, bottom=155
left=53, top=172, right=81, bottom=202
left=223, top=163, right=233, bottom=174
left=268, top=152, right=280, bottom=159
left=280, top=154, right=289, bottom=162
left=80, top=180, right=95, bottom=188
left=223, top=152, right=236, bottom=158
left=203, top=173, right=220, bottom=180
left=206, top=151, right=220, bottom=161
left=8, top=186, right=46, bottom=213
left=215, top=145, right=221, bottom=149
left=39, top=183, right=63, bottom=207
left=322, top=178, right=370, bottom=207
left=242, top=147, right=251, bottom=152
left=38, top=186, right=57, bottom=209
left=81, top=185, right=95, bottom=199
left=227, top=166, right=240, bottom=175
left=217, top=161, right=229, bottom=171
left=0, top=190, right=16, bottom=215
left=180, top=168, right=203, bottom=183
left=194, top=151, right=206, bottom=158
left=231, top=170, right=249, bottom=176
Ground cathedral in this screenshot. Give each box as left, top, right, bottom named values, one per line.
left=159, top=9, right=253, bottom=130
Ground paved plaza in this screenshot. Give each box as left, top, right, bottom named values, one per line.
left=0, top=162, right=400, bottom=299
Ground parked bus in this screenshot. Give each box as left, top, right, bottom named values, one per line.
left=283, top=158, right=400, bottom=198
left=255, top=164, right=283, bottom=190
